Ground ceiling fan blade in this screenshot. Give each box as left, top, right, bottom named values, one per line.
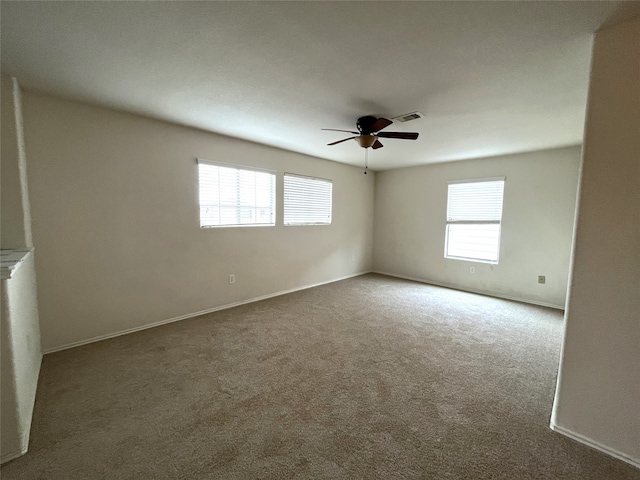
left=371, top=117, right=393, bottom=132
left=327, top=136, right=356, bottom=146
left=322, top=128, right=359, bottom=134
left=377, top=132, right=419, bottom=140
left=372, top=139, right=384, bottom=149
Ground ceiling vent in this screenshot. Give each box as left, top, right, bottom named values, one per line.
left=392, top=111, right=425, bottom=123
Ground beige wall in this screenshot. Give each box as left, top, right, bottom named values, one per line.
left=373, top=147, right=580, bottom=308
left=551, top=18, right=640, bottom=466
left=1, top=76, right=42, bottom=463
left=1, top=76, right=32, bottom=248
left=22, top=92, right=375, bottom=351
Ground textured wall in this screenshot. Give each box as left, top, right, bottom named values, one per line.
left=373, top=146, right=580, bottom=308
left=1, top=76, right=32, bottom=249
left=0, top=77, right=42, bottom=464
left=552, top=18, right=640, bottom=466
left=1, top=253, right=42, bottom=463
left=23, top=92, right=375, bottom=351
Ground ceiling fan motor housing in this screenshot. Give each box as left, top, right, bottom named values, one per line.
left=357, top=116, right=379, bottom=134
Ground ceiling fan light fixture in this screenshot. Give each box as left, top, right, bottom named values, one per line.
left=355, top=134, right=378, bottom=148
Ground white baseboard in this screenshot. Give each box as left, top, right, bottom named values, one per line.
left=43, top=271, right=372, bottom=354
left=373, top=271, right=565, bottom=310
left=1, top=444, right=28, bottom=465
left=550, top=422, right=640, bottom=469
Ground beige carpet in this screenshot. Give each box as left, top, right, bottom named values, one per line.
left=2, top=274, right=638, bottom=479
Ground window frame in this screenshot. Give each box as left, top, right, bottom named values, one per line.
left=283, top=173, right=333, bottom=226
left=197, top=158, right=276, bottom=228
left=444, top=177, right=505, bottom=264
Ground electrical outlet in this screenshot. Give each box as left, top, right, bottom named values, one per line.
left=538, top=275, right=546, bottom=284
left=228, top=274, right=236, bottom=284
left=470, top=267, right=475, bottom=274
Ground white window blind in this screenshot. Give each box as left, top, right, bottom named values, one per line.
left=445, top=178, right=505, bottom=263
left=198, top=159, right=275, bottom=228
left=284, top=173, right=332, bottom=225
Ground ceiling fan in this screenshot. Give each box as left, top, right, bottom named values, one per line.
left=322, top=115, right=419, bottom=149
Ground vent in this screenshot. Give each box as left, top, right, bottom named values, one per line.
left=391, top=111, right=425, bottom=123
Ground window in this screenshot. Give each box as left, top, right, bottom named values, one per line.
left=198, top=159, right=275, bottom=227
left=283, top=173, right=332, bottom=225
left=445, top=177, right=505, bottom=263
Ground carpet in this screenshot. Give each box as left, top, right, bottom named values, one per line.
left=2, top=274, right=638, bottom=479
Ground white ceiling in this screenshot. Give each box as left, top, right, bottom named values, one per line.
left=2, top=1, right=639, bottom=170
